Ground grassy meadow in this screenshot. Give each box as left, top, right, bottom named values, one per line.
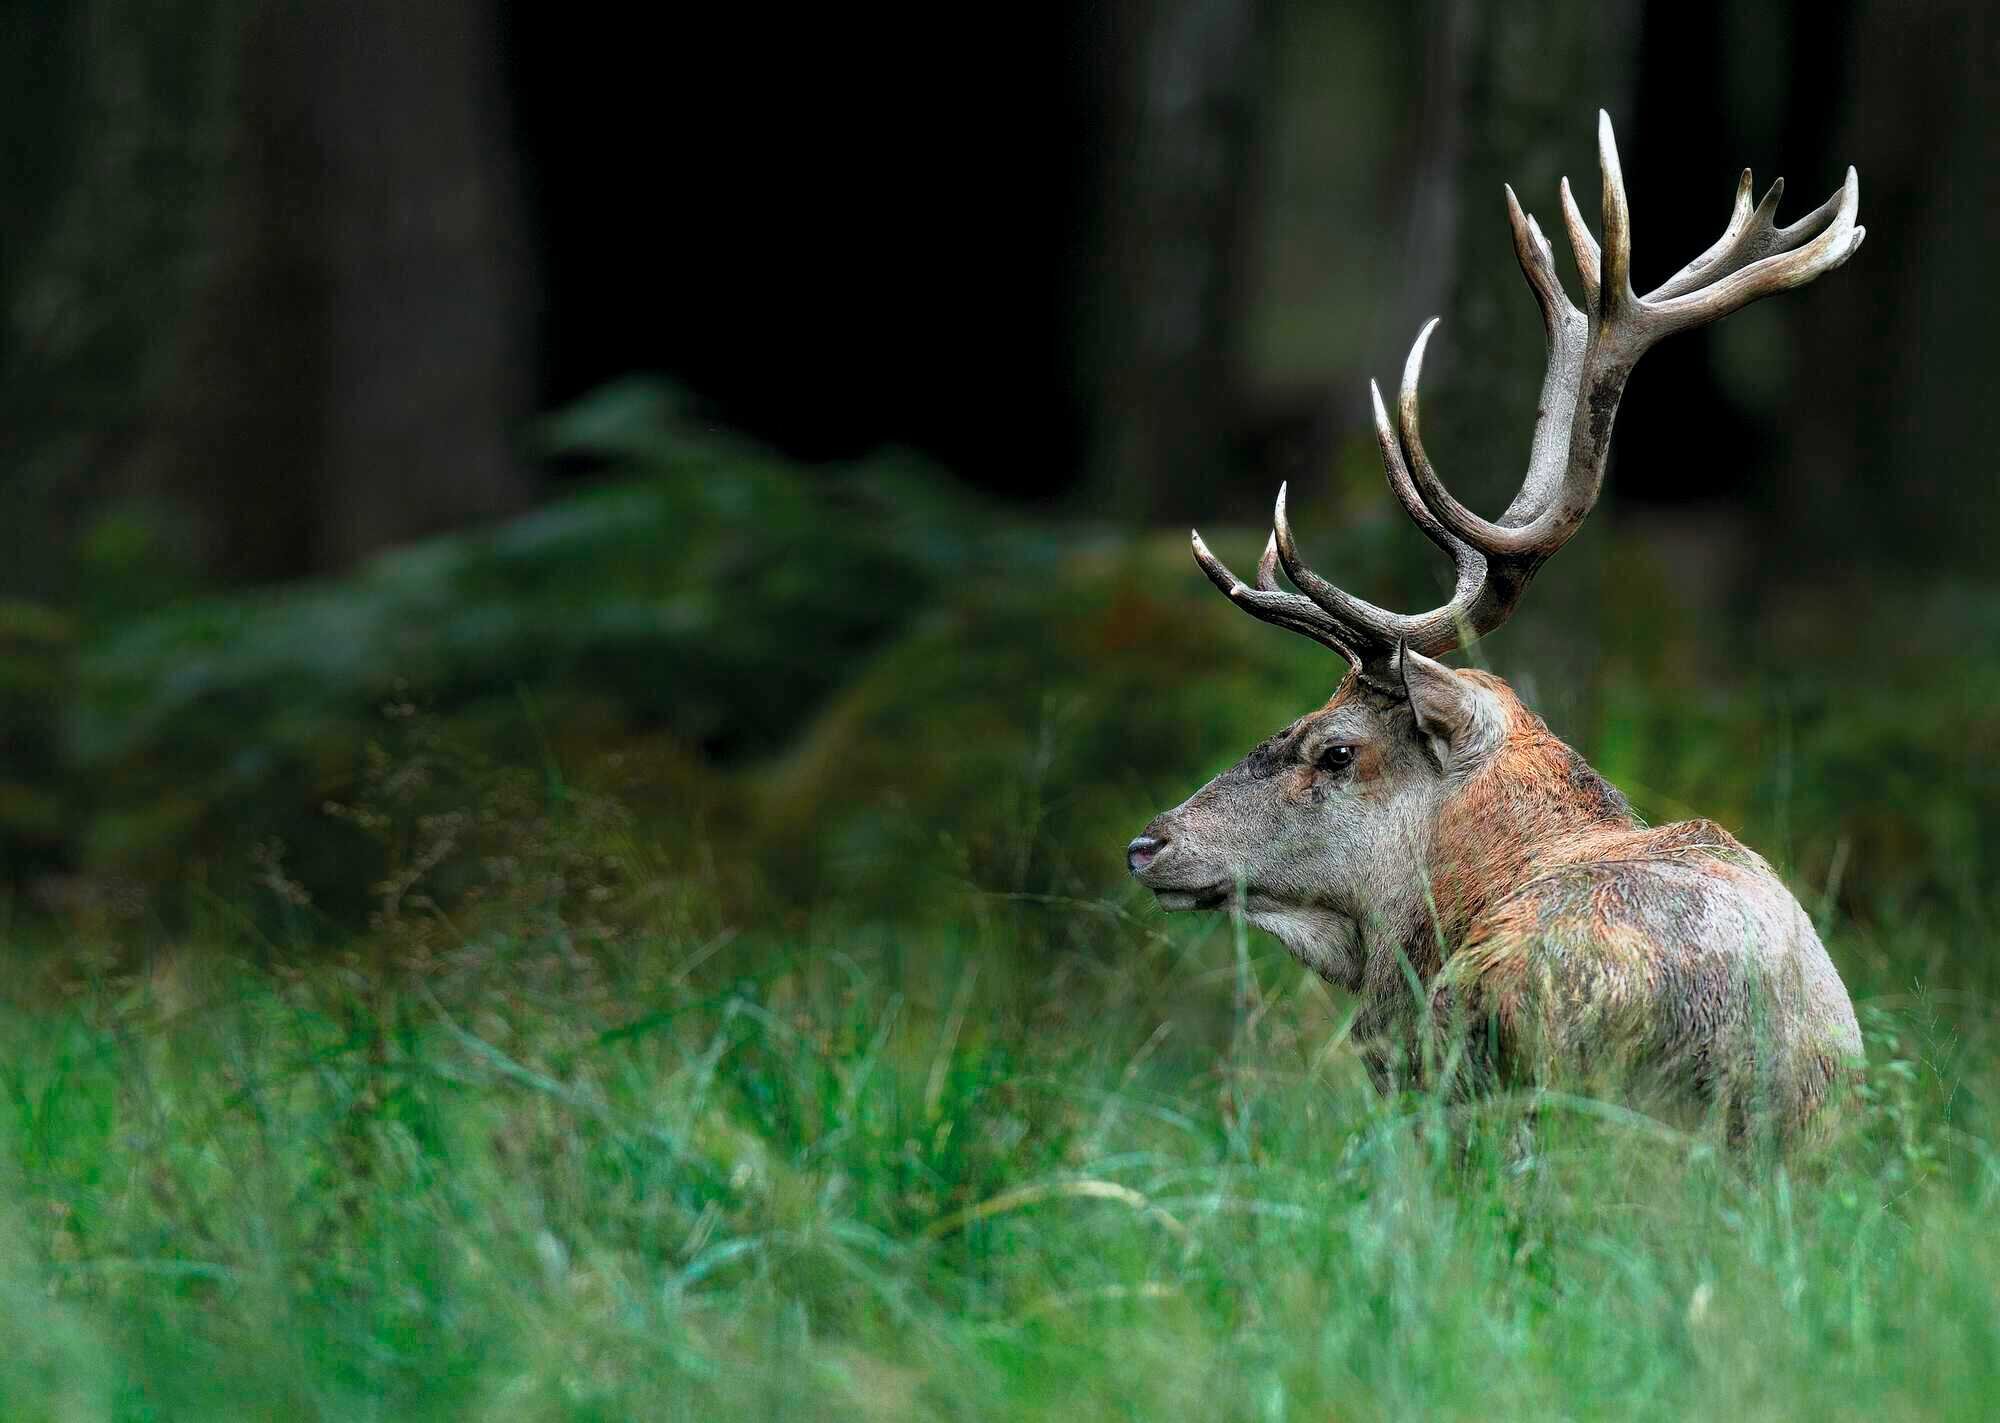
left=5, top=408, right=1999, bottom=1419
left=2, top=831, right=1995, bottom=1420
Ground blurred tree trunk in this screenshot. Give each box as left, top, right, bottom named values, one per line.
left=1082, top=0, right=1270, bottom=522
left=1408, top=0, right=1641, bottom=519
left=129, top=0, right=535, bottom=578
left=1775, top=0, right=1999, bottom=572
left=0, top=0, right=234, bottom=605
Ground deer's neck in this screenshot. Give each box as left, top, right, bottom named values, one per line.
left=1420, top=721, right=1637, bottom=958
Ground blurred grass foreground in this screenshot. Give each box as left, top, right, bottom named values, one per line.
left=4, top=386, right=2000, bottom=1418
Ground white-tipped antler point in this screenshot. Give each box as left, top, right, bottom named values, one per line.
left=1256, top=531, right=1282, bottom=592
left=1401, top=320, right=1438, bottom=409
left=1190, top=528, right=1248, bottom=595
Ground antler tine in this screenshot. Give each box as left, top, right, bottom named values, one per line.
left=1393, top=320, right=1543, bottom=562
left=1645, top=167, right=1863, bottom=329
left=1594, top=110, right=1635, bottom=318
left=1555, top=113, right=1640, bottom=323
left=1363, top=382, right=1522, bottom=656
left=1652, top=172, right=1778, bottom=300
left=1191, top=527, right=1363, bottom=664
left=1559, top=175, right=1601, bottom=312
left=1648, top=168, right=1856, bottom=308
left=1254, top=531, right=1281, bottom=591
left=1371, top=379, right=1467, bottom=559
left=1198, top=492, right=1471, bottom=678
left=1272, top=482, right=1463, bottom=655
left=1668, top=169, right=1759, bottom=289
left=1191, top=112, right=1861, bottom=676
left=1504, top=184, right=1571, bottom=337
left=1260, top=380, right=1520, bottom=669
left=1499, top=186, right=1591, bottom=525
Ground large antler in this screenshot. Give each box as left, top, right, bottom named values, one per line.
left=1194, top=111, right=1864, bottom=687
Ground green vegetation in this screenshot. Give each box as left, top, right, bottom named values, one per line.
left=6, top=396, right=1999, bottom=1418
left=1, top=837, right=1993, bottom=1419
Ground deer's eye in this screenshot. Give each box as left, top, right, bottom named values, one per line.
left=1317, top=744, right=1357, bottom=774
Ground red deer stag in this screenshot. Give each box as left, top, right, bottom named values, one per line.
left=1127, top=113, right=1865, bottom=1145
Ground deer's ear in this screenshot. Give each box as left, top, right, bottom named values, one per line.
left=1399, top=645, right=1489, bottom=773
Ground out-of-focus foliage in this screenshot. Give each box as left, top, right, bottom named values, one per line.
left=0, top=597, right=73, bottom=873
left=31, top=381, right=1998, bottom=952
left=56, top=384, right=1020, bottom=894
left=43, top=382, right=1513, bottom=924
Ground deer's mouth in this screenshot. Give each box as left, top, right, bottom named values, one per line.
left=1129, top=830, right=1239, bottom=910
left=1149, top=884, right=1234, bottom=912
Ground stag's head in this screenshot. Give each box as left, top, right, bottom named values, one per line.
left=1127, top=113, right=1864, bottom=980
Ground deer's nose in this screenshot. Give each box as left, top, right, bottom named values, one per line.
left=1126, top=834, right=1167, bottom=876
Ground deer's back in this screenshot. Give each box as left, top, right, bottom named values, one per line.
left=1436, top=819, right=1863, bottom=1142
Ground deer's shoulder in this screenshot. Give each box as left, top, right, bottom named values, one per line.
left=1449, top=817, right=1806, bottom=975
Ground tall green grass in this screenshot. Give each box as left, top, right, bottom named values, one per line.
left=2, top=869, right=1994, bottom=1420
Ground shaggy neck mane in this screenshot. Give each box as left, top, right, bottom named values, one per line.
left=1421, top=672, right=1639, bottom=954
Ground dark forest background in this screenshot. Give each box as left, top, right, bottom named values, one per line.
left=8, top=0, right=1993, bottom=582
left=1, top=0, right=1995, bottom=914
